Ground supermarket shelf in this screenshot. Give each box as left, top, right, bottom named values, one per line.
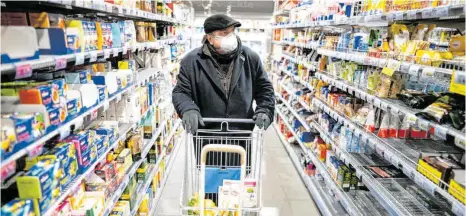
left=1, top=38, right=182, bottom=76
left=275, top=93, right=311, bottom=131
left=273, top=67, right=313, bottom=90
left=273, top=123, right=346, bottom=216
left=316, top=49, right=464, bottom=75
left=272, top=5, right=465, bottom=29
left=102, top=119, right=168, bottom=216
left=149, top=124, right=184, bottom=215
left=0, top=84, right=134, bottom=170
left=136, top=68, right=162, bottom=87
left=312, top=98, right=466, bottom=216
left=276, top=109, right=365, bottom=216
left=2, top=1, right=191, bottom=25
left=42, top=123, right=134, bottom=216
left=131, top=120, right=181, bottom=215
left=273, top=10, right=290, bottom=16
left=315, top=72, right=466, bottom=148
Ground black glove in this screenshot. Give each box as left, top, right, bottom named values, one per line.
left=182, top=110, right=205, bottom=134
left=253, top=113, right=271, bottom=130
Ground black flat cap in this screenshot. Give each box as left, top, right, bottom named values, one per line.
left=204, top=14, right=241, bottom=34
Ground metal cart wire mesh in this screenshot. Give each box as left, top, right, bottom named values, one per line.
left=180, top=118, right=264, bottom=216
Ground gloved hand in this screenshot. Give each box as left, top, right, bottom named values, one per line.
left=182, top=110, right=205, bottom=134
left=253, top=113, right=271, bottom=130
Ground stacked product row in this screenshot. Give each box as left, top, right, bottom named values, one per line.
left=1, top=11, right=188, bottom=64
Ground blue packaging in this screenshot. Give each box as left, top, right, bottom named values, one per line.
left=1, top=199, right=34, bottom=216
left=64, top=70, right=90, bottom=84
left=96, top=85, right=108, bottom=103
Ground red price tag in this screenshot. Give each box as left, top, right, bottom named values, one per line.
left=15, top=64, right=32, bottom=79
left=90, top=109, right=98, bottom=121
left=55, top=57, right=67, bottom=70
left=28, top=144, right=44, bottom=159
left=1, top=161, right=16, bottom=181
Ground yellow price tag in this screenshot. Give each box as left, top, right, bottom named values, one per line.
left=449, top=70, right=466, bottom=96
left=382, top=67, right=395, bottom=76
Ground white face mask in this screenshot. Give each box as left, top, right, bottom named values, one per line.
left=213, top=33, right=238, bottom=54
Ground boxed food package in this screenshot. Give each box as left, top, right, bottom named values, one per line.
left=16, top=159, right=60, bottom=199
left=1, top=199, right=34, bottom=216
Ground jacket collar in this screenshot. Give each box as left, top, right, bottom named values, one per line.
left=196, top=48, right=245, bottom=100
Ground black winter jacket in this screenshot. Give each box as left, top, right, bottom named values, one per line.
left=172, top=46, right=275, bottom=130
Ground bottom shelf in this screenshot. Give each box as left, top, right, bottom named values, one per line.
left=273, top=123, right=347, bottom=216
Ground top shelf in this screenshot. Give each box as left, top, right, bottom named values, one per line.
left=1, top=1, right=192, bottom=26
left=272, top=5, right=465, bottom=29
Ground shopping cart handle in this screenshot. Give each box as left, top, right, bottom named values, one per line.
left=202, top=118, right=255, bottom=124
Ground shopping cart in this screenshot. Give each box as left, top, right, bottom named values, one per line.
left=180, top=118, right=264, bottom=216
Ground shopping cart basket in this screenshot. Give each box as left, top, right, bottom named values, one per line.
left=180, top=118, right=264, bottom=216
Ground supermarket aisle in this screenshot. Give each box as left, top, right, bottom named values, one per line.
left=155, top=128, right=320, bottom=216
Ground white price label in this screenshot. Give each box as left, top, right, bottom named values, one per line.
left=55, top=57, right=67, bottom=70
left=122, top=46, right=128, bottom=55
left=390, top=106, right=400, bottom=115
left=421, top=67, right=436, bottom=77
left=89, top=51, right=98, bottom=62
left=380, top=101, right=389, bottom=111
left=421, top=8, right=434, bottom=18
left=387, top=13, right=395, bottom=21
left=435, top=6, right=449, bottom=17
left=103, top=101, right=110, bottom=111
left=75, top=53, right=85, bottom=65
left=408, top=65, right=421, bottom=76
left=103, top=49, right=111, bottom=59
left=15, top=64, right=33, bottom=79
left=366, top=95, right=375, bottom=103
left=407, top=114, right=418, bottom=125
left=59, top=126, right=71, bottom=140
left=395, top=12, right=404, bottom=20
left=384, top=150, right=394, bottom=162
left=407, top=10, right=417, bottom=19
left=418, top=119, right=430, bottom=131
left=391, top=156, right=400, bottom=167
left=434, top=126, right=448, bottom=140
left=113, top=48, right=120, bottom=56
left=116, top=94, right=122, bottom=102
left=373, top=98, right=382, bottom=108
left=422, top=178, right=436, bottom=195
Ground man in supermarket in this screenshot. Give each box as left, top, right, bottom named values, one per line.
left=172, top=14, right=275, bottom=133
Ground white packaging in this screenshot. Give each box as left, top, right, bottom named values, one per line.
left=106, top=101, right=117, bottom=121
left=243, top=179, right=258, bottom=208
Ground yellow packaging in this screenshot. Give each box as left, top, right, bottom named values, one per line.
left=65, top=20, right=85, bottom=52
left=450, top=35, right=465, bottom=53
left=96, top=22, right=103, bottom=50
left=449, top=179, right=465, bottom=204
left=70, top=183, right=86, bottom=209
left=110, top=201, right=131, bottom=216
left=116, top=149, right=133, bottom=172
left=417, top=159, right=442, bottom=185
left=449, top=70, right=465, bottom=96
left=138, top=194, right=150, bottom=215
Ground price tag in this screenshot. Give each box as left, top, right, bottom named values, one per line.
left=366, top=95, right=375, bottom=103
left=422, top=178, right=436, bottom=195
left=380, top=101, right=389, bottom=111
left=434, top=125, right=448, bottom=140
left=421, top=8, right=434, bottom=18
left=59, top=126, right=71, bottom=140
left=15, top=64, right=33, bottom=79
left=391, top=155, right=400, bottom=167
left=384, top=149, right=393, bottom=162
left=103, top=100, right=110, bottom=111
left=408, top=65, right=421, bottom=77
left=418, top=119, right=430, bottom=131
left=414, top=172, right=424, bottom=186
left=75, top=53, right=85, bottom=65
left=28, top=144, right=44, bottom=159
left=116, top=94, right=122, bottom=102
left=421, top=67, right=435, bottom=77
left=435, top=6, right=449, bottom=17
left=395, top=12, right=404, bottom=20
left=55, top=57, right=67, bottom=70
left=407, top=10, right=417, bottom=20
left=390, top=106, right=400, bottom=115
left=89, top=51, right=98, bottom=62
left=378, top=59, right=387, bottom=68
left=382, top=59, right=401, bottom=76
left=122, top=46, right=128, bottom=55
left=387, top=13, right=395, bottom=21
left=90, top=109, right=98, bottom=121
left=407, top=114, right=418, bottom=125
left=1, top=161, right=16, bottom=181
left=113, top=48, right=120, bottom=56
left=452, top=201, right=465, bottom=216
left=103, top=49, right=111, bottom=59
left=373, top=98, right=382, bottom=108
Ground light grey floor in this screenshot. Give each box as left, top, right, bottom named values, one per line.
left=155, top=128, right=320, bottom=216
